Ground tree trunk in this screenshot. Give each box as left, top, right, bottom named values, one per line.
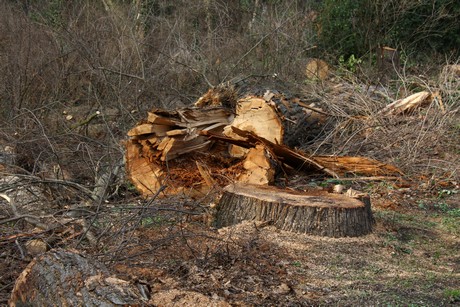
left=305, top=58, right=329, bottom=80
left=125, top=79, right=402, bottom=198
left=9, top=249, right=147, bottom=306
left=215, top=184, right=374, bottom=237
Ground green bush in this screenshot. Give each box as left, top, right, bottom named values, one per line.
left=317, top=0, right=460, bottom=59
left=317, top=0, right=371, bottom=58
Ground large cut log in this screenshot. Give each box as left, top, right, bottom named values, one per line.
left=125, top=83, right=329, bottom=197
left=125, top=80, right=401, bottom=198
left=215, top=183, right=374, bottom=237
left=9, top=249, right=147, bottom=306
left=223, top=96, right=283, bottom=157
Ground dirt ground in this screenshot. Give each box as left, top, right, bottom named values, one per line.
left=1, top=84, right=459, bottom=306
left=105, top=182, right=459, bottom=306
left=2, top=177, right=459, bottom=306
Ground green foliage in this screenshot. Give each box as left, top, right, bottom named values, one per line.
left=30, top=0, right=64, bottom=28
left=317, top=0, right=460, bottom=59
left=338, top=54, right=362, bottom=73
left=317, top=0, right=370, bottom=58
left=141, top=215, right=165, bottom=227
left=386, top=0, right=460, bottom=54
left=444, top=289, right=460, bottom=303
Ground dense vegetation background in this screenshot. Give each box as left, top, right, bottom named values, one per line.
left=1, top=1, right=459, bottom=305
left=1, top=0, right=458, bottom=181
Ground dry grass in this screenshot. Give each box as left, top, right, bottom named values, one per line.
left=303, top=67, right=459, bottom=185
left=0, top=1, right=459, bottom=305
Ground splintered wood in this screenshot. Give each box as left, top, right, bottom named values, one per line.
left=224, top=96, right=283, bottom=157
left=379, top=91, right=444, bottom=115
left=126, top=85, right=403, bottom=199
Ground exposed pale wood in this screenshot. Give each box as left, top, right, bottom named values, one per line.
left=312, top=156, right=403, bottom=177
left=161, top=138, right=211, bottom=161
left=237, top=144, right=275, bottom=185
left=125, top=140, right=165, bottom=196
left=179, top=108, right=233, bottom=125
left=196, top=161, right=215, bottom=188
left=224, top=96, right=283, bottom=157
left=201, top=128, right=339, bottom=178
left=379, top=91, right=435, bottom=115
left=305, top=58, right=329, bottom=80
left=157, top=136, right=173, bottom=151
left=215, top=183, right=374, bottom=237
left=166, top=129, right=188, bottom=136
left=127, top=123, right=171, bottom=136
left=147, top=111, right=179, bottom=125
left=9, top=249, right=147, bottom=306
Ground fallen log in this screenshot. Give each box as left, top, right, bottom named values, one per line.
left=378, top=91, right=444, bottom=115
left=9, top=249, right=147, bottom=306
left=126, top=83, right=330, bottom=197
left=125, top=81, right=402, bottom=198
left=202, top=128, right=402, bottom=178
left=215, top=183, right=374, bottom=237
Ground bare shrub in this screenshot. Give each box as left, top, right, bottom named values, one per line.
left=306, top=67, right=459, bottom=182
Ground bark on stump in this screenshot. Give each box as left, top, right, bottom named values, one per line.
left=9, top=249, right=147, bottom=306
left=215, top=184, right=374, bottom=237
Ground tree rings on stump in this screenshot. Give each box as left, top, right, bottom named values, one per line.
left=305, top=58, right=329, bottom=80
left=215, top=184, right=374, bottom=237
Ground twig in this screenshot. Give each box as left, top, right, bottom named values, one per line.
left=0, top=174, right=96, bottom=200
left=335, top=176, right=403, bottom=181
left=15, top=239, right=25, bottom=259
left=155, top=49, right=214, bottom=88
left=112, top=206, right=201, bottom=215
left=223, top=28, right=280, bottom=82
left=0, top=215, right=49, bottom=226
left=97, top=67, right=144, bottom=81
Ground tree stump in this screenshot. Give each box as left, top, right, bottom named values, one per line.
left=215, top=184, right=374, bottom=237
left=9, top=249, right=147, bottom=306
left=305, top=58, right=329, bottom=80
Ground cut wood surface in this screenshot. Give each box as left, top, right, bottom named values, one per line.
left=379, top=91, right=443, bottom=115
left=125, top=82, right=402, bottom=198
left=215, top=183, right=374, bottom=237
left=305, top=58, right=329, bottom=80
left=237, top=144, right=275, bottom=185
left=223, top=96, right=283, bottom=157
left=9, top=249, right=147, bottom=306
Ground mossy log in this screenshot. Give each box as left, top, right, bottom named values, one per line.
left=215, top=184, right=374, bottom=237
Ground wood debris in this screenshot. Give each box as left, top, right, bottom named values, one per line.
left=125, top=83, right=402, bottom=198
left=379, top=90, right=444, bottom=115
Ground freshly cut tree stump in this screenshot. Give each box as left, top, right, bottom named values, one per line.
left=305, top=58, right=329, bottom=80
left=215, top=184, right=374, bottom=237
left=9, top=249, right=147, bottom=306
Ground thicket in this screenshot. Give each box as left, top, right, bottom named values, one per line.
left=0, top=0, right=458, bottom=183
left=318, top=0, right=460, bottom=59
